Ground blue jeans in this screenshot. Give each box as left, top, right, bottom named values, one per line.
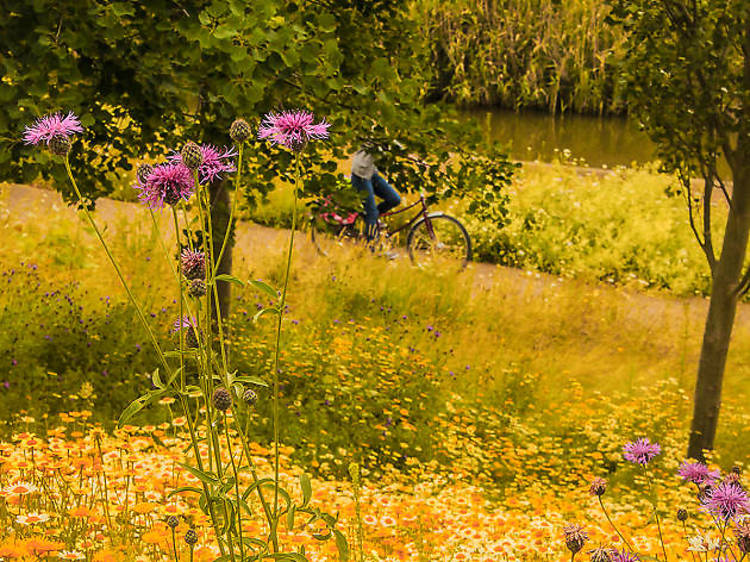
left=351, top=172, right=401, bottom=240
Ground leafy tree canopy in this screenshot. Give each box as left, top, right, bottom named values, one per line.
left=1, top=0, right=514, bottom=214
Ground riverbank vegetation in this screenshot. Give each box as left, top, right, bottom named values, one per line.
left=414, top=0, right=626, bottom=114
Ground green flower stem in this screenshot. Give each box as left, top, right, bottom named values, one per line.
left=234, top=413, right=277, bottom=551
left=63, top=156, right=171, bottom=376
left=270, top=151, right=302, bottom=550
left=194, top=185, right=219, bottom=471
left=644, top=468, right=669, bottom=562
left=224, top=414, right=245, bottom=561
left=180, top=202, right=196, bottom=252
left=177, top=391, right=226, bottom=556
left=202, top=186, right=238, bottom=561
left=598, top=496, right=636, bottom=554
left=94, top=435, right=114, bottom=543
left=350, top=464, right=365, bottom=562
left=195, top=176, right=237, bottom=560
left=170, top=527, right=179, bottom=562
left=171, top=209, right=186, bottom=392
left=213, top=142, right=243, bottom=278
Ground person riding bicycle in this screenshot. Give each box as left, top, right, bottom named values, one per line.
left=350, top=146, right=401, bottom=241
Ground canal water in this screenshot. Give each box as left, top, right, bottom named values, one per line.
left=463, top=108, right=657, bottom=169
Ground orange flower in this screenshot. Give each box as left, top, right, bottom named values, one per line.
left=133, top=502, right=158, bottom=515
left=68, top=505, right=93, bottom=519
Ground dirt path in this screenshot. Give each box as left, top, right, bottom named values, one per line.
left=2, top=181, right=747, bottom=334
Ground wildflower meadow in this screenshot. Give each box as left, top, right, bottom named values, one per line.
left=3, top=2, right=750, bottom=562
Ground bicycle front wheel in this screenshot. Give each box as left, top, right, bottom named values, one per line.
left=406, top=213, right=472, bottom=267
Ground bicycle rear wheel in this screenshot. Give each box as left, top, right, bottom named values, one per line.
left=310, top=215, right=365, bottom=256
left=406, top=213, right=472, bottom=267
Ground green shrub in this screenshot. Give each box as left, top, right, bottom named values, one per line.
left=0, top=262, right=161, bottom=421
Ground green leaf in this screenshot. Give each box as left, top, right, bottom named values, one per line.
left=249, top=279, right=278, bottom=299
left=287, top=503, right=296, bottom=529
left=299, top=474, right=312, bottom=507
left=213, top=25, right=236, bottom=40
left=334, top=530, right=349, bottom=561
left=164, top=349, right=198, bottom=359
left=178, top=463, right=220, bottom=485
left=233, top=375, right=269, bottom=388
left=152, top=368, right=164, bottom=389
left=242, top=478, right=275, bottom=500
left=317, top=13, right=336, bottom=32
left=118, top=390, right=165, bottom=427
left=215, top=274, right=245, bottom=287
left=167, top=486, right=203, bottom=498
left=253, top=307, right=280, bottom=323
left=265, top=554, right=308, bottom=562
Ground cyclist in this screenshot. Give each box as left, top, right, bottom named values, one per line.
left=350, top=147, right=401, bottom=241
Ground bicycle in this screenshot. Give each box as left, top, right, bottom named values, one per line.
left=309, top=192, right=472, bottom=266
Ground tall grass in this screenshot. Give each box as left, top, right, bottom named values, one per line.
left=413, top=0, right=627, bottom=114
left=4, top=182, right=750, bottom=472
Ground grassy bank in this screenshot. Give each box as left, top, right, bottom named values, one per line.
left=2, top=182, right=749, bottom=476
left=250, top=160, right=722, bottom=298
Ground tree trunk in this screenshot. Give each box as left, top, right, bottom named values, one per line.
left=687, top=164, right=750, bottom=460
left=209, top=179, right=233, bottom=322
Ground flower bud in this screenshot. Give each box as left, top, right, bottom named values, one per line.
left=180, top=249, right=206, bottom=281
left=243, top=388, right=258, bottom=406
left=735, top=519, right=750, bottom=554
left=589, top=477, right=607, bottom=497
left=184, top=528, right=198, bottom=545
left=588, top=547, right=614, bottom=562
left=49, top=135, right=71, bottom=156
left=212, top=387, right=232, bottom=412
left=185, top=325, right=200, bottom=349
left=136, top=163, right=153, bottom=184
left=230, top=119, right=252, bottom=143
left=563, top=524, right=588, bottom=555
left=167, top=515, right=179, bottom=528
left=677, top=508, right=688, bottom=521
left=188, top=279, right=207, bottom=298
left=181, top=142, right=203, bottom=170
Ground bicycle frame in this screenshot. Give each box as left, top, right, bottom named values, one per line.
left=373, top=192, right=434, bottom=239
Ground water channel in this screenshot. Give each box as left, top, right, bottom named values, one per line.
left=462, top=108, right=657, bottom=169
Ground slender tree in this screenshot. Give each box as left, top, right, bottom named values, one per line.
left=612, top=0, right=750, bottom=459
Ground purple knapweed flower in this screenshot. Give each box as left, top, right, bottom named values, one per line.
left=735, top=517, right=750, bottom=554
left=169, top=144, right=237, bottom=185
left=563, top=523, right=588, bottom=554
left=623, top=438, right=661, bottom=466
left=23, top=111, right=83, bottom=146
left=589, top=477, right=608, bottom=497
left=173, top=316, right=198, bottom=333
left=611, top=549, right=640, bottom=562
left=701, top=481, right=750, bottom=521
left=678, top=460, right=721, bottom=486
left=134, top=162, right=195, bottom=208
left=180, top=249, right=206, bottom=281
left=257, top=109, right=330, bottom=151
left=588, top=546, right=615, bottom=562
